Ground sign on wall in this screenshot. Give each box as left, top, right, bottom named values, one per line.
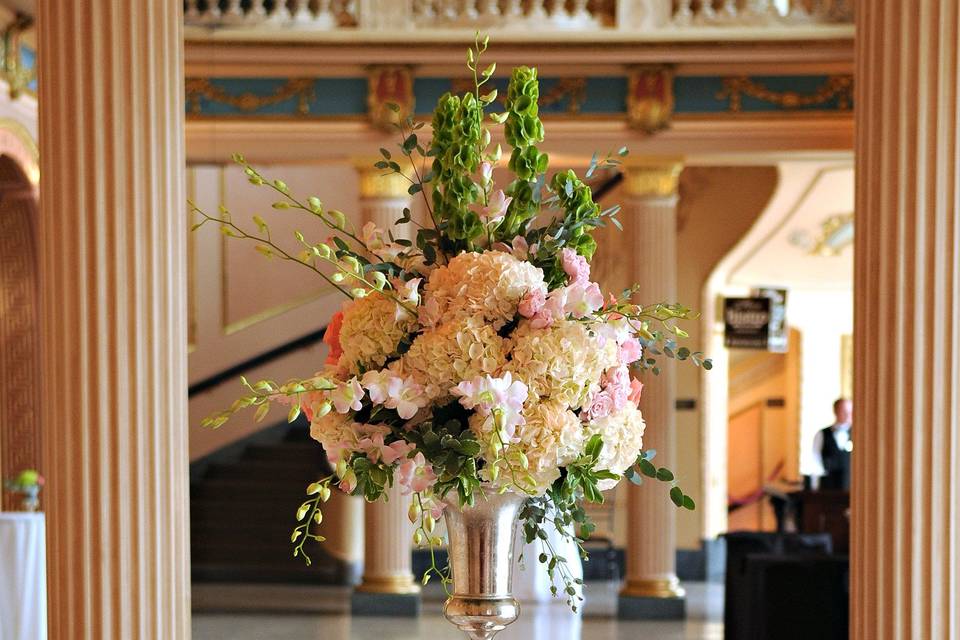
left=724, top=289, right=788, bottom=352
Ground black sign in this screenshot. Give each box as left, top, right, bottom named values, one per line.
left=754, top=287, right=788, bottom=353
left=724, top=297, right=772, bottom=349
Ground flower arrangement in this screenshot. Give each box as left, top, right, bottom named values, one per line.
left=194, top=35, right=710, bottom=611
left=4, top=468, right=44, bottom=512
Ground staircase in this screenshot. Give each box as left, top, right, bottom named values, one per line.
left=191, top=421, right=351, bottom=584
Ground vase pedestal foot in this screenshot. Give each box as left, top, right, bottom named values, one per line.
left=443, top=596, right=520, bottom=639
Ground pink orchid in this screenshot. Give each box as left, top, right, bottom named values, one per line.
left=563, top=280, right=604, bottom=318
left=324, top=440, right=353, bottom=465
left=361, top=221, right=387, bottom=250
left=619, top=337, right=643, bottom=365
left=479, top=162, right=493, bottom=187
left=360, top=369, right=392, bottom=405
left=384, top=376, right=427, bottom=420
left=330, top=377, right=364, bottom=414
left=397, top=452, right=438, bottom=495
left=628, top=378, right=644, bottom=407
left=452, top=373, right=528, bottom=442
left=397, top=277, right=422, bottom=306
left=560, top=248, right=590, bottom=283
left=518, top=288, right=546, bottom=318
left=474, top=189, right=512, bottom=225
left=323, top=311, right=344, bottom=366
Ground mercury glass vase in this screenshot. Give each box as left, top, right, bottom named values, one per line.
left=442, top=491, right=527, bottom=640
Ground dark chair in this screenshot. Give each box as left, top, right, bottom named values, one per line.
left=723, top=531, right=836, bottom=640
left=742, top=554, right=849, bottom=640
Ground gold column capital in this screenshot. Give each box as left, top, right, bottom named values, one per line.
left=353, top=157, right=414, bottom=199
left=622, top=158, right=684, bottom=198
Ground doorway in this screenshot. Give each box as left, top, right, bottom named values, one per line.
left=0, top=154, right=41, bottom=510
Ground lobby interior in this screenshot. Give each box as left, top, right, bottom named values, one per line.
left=0, top=2, right=957, bottom=639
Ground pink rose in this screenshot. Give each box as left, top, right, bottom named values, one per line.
left=628, top=378, right=644, bottom=407
left=323, top=311, right=344, bottom=366
left=619, top=338, right=643, bottom=365
left=518, top=288, right=546, bottom=318
left=583, top=390, right=615, bottom=421
left=560, top=248, right=590, bottom=283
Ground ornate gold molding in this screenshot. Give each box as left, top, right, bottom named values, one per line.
left=809, top=212, right=854, bottom=256
left=452, top=77, right=587, bottom=115
left=627, top=65, right=674, bottom=134
left=367, top=65, right=414, bottom=131
left=185, top=78, right=315, bottom=115
left=1, top=13, right=35, bottom=100
left=622, top=160, right=683, bottom=198
left=716, top=75, right=853, bottom=113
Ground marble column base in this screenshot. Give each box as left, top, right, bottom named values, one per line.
left=350, top=591, right=421, bottom=617
left=617, top=594, right=686, bottom=620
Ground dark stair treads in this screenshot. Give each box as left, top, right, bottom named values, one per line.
left=190, top=423, right=348, bottom=585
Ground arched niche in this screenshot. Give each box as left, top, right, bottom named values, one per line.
left=0, top=126, right=41, bottom=511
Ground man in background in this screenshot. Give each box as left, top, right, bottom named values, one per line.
left=811, top=398, right=853, bottom=490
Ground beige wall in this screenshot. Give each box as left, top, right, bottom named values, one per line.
left=674, top=166, right=779, bottom=549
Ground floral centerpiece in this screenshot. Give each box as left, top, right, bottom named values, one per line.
left=4, top=468, right=44, bottom=512
left=194, top=35, right=709, bottom=637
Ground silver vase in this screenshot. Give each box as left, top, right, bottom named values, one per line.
left=442, top=491, right=527, bottom=640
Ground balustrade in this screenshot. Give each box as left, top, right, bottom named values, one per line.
left=183, top=0, right=852, bottom=31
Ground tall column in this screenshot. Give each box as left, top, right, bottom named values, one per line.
left=618, top=160, right=686, bottom=620
left=853, top=2, right=959, bottom=639
left=37, top=3, right=189, bottom=639
left=350, top=161, right=420, bottom=617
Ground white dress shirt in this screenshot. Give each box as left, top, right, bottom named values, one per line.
left=811, top=422, right=852, bottom=477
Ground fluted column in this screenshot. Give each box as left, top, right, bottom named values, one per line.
left=37, top=3, right=189, bottom=639
left=356, top=483, right=419, bottom=595
left=853, top=2, right=959, bottom=639
left=618, top=160, right=686, bottom=620
left=350, top=161, right=420, bottom=616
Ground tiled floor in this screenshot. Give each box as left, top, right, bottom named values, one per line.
left=192, top=582, right=724, bottom=640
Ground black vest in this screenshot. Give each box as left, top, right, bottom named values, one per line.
left=819, top=426, right=851, bottom=490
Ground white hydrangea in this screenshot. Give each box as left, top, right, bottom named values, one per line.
left=517, top=399, right=586, bottom=470
left=505, top=319, right=614, bottom=409
left=423, top=250, right=546, bottom=329
left=584, top=404, right=646, bottom=490
left=402, top=317, right=508, bottom=402
left=337, top=291, right=417, bottom=374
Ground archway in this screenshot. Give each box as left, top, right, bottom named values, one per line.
left=0, top=153, right=41, bottom=510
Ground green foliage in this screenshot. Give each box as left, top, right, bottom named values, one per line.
left=404, top=401, right=483, bottom=506
left=499, top=66, right=548, bottom=240
left=430, top=91, right=484, bottom=244
left=626, top=449, right=696, bottom=511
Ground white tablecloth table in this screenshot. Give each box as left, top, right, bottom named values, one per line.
left=0, top=512, right=47, bottom=640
